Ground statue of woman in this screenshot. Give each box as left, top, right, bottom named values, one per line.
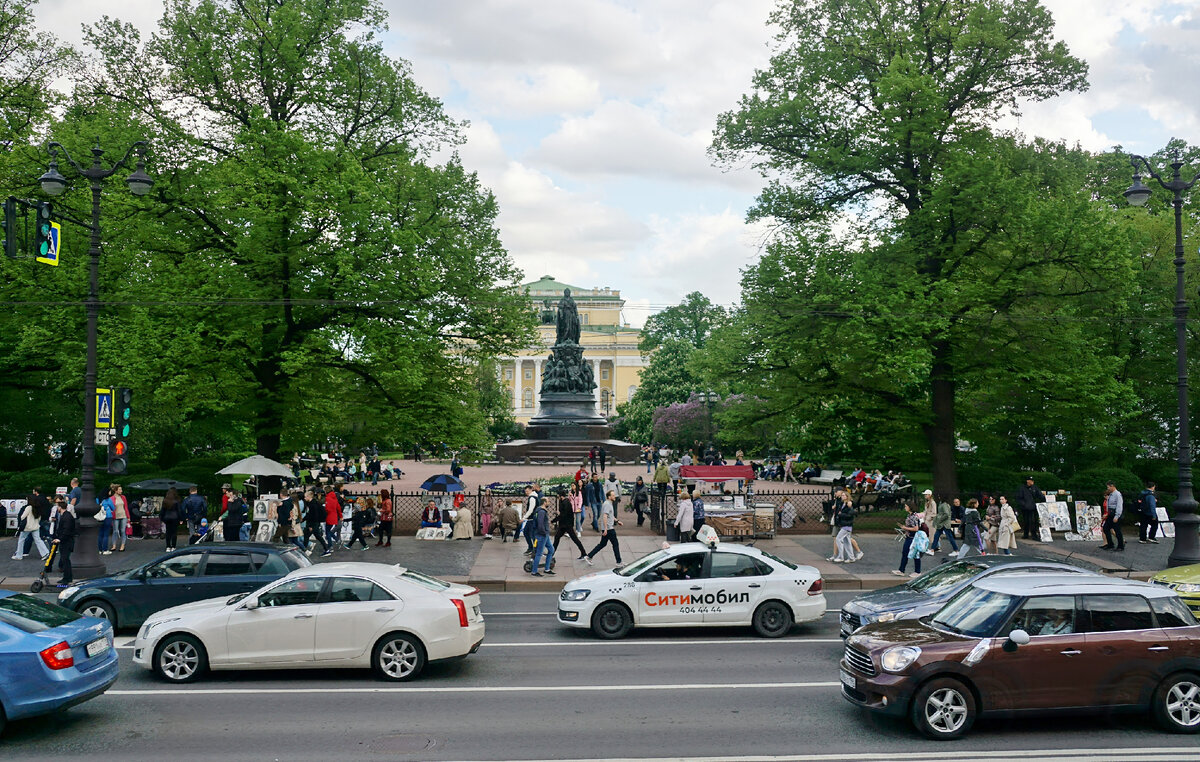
left=556, top=288, right=581, bottom=345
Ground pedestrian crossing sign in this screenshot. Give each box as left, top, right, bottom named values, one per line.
left=36, top=221, right=60, bottom=266
left=96, top=388, right=112, bottom=429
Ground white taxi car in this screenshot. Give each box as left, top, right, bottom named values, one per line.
left=132, top=563, right=484, bottom=682
left=558, top=538, right=825, bottom=639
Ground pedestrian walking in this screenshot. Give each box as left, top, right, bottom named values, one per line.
left=530, top=496, right=556, bottom=576
left=303, top=490, right=328, bottom=555
left=892, top=503, right=926, bottom=577
left=598, top=446, right=607, bottom=473
left=52, top=501, right=77, bottom=586
left=1137, top=481, right=1159, bottom=544
left=519, top=485, right=538, bottom=554
left=553, top=490, right=587, bottom=559
left=346, top=500, right=371, bottom=550
left=97, top=487, right=116, bottom=555
left=13, top=499, right=49, bottom=560
left=998, top=496, right=1019, bottom=555
left=376, top=489, right=393, bottom=547
left=1017, top=475, right=1044, bottom=541
left=1100, top=481, right=1125, bottom=551
left=585, top=491, right=622, bottom=566
left=323, top=487, right=344, bottom=554
left=673, top=491, right=694, bottom=542
left=668, top=459, right=681, bottom=495
left=20, top=487, right=51, bottom=558
left=160, top=487, right=183, bottom=550
left=963, top=498, right=985, bottom=553
left=830, top=495, right=856, bottom=563
left=181, top=486, right=208, bottom=540
left=586, top=472, right=603, bottom=532
left=929, top=495, right=958, bottom=553
left=568, top=483, right=584, bottom=534
left=631, top=476, right=649, bottom=527
left=691, top=491, right=705, bottom=534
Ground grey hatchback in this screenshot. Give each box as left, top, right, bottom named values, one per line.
left=840, top=556, right=1092, bottom=637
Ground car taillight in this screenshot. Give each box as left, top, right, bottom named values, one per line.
left=40, top=641, right=74, bottom=670
left=807, top=578, right=824, bottom=596
left=451, top=599, right=469, bottom=627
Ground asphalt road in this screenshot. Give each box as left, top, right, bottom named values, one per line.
left=4, top=591, right=1199, bottom=761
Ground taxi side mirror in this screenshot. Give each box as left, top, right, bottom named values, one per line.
left=1003, top=628, right=1030, bottom=652
left=241, top=597, right=260, bottom=610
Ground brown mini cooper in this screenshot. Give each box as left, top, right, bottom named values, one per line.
left=840, top=574, right=1200, bottom=739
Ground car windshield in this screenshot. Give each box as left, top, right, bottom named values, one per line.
left=907, top=562, right=987, bottom=594
left=616, top=550, right=670, bottom=577
left=400, top=570, right=450, bottom=591
left=758, top=550, right=797, bottom=570
left=0, top=593, right=81, bottom=633
left=931, top=587, right=1018, bottom=637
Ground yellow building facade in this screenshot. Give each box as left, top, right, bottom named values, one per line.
left=500, top=275, right=647, bottom=424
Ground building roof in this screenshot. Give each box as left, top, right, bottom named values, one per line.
left=522, top=275, right=622, bottom=302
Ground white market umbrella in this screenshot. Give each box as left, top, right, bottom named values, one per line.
left=216, top=455, right=294, bottom=479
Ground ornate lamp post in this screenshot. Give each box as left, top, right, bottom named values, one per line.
left=1124, top=152, right=1199, bottom=567
left=39, top=141, right=153, bottom=579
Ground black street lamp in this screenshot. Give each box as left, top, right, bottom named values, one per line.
left=39, top=140, right=153, bottom=579
left=1125, top=152, right=1199, bottom=567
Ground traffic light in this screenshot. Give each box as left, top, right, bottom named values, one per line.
left=107, top=387, right=132, bottom=474
left=1, top=197, right=15, bottom=259
left=35, top=201, right=51, bottom=258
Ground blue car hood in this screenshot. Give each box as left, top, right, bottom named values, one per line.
left=849, top=585, right=932, bottom=614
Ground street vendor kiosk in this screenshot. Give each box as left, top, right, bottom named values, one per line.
left=678, top=465, right=773, bottom=539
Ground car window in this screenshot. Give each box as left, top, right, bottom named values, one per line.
left=327, top=577, right=394, bottom=603
left=0, top=593, right=81, bottom=633
left=399, top=570, right=450, bottom=591
left=146, top=553, right=202, bottom=579
left=758, top=550, right=796, bottom=570
left=931, top=587, right=1019, bottom=637
left=258, top=578, right=324, bottom=607
left=1083, top=594, right=1155, bottom=633
left=1150, top=596, right=1197, bottom=628
left=203, top=552, right=253, bottom=576
left=617, top=549, right=670, bottom=577
left=709, top=552, right=763, bottom=579
left=251, top=552, right=290, bottom=576
left=754, top=559, right=774, bottom=575
left=644, top=552, right=707, bottom=582
left=1010, top=595, right=1075, bottom=636
left=277, top=548, right=312, bottom=570
left=907, top=561, right=986, bottom=594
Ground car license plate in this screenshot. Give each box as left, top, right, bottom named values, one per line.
left=86, top=637, right=110, bottom=658
left=840, top=620, right=853, bottom=636
left=839, top=669, right=856, bottom=689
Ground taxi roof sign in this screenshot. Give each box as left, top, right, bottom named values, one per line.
left=696, top=524, right=720, bottom=548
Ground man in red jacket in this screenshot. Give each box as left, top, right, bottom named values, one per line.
left=322, top=487, right=343, bottom=557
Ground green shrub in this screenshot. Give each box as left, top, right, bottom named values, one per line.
left=1066, top=467, right=1142, bottom=502
left=957, top=465, right=1020, bottom=493
left=0, top=466, right=67, bottom=495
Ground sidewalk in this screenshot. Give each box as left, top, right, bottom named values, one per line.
left=0, top=526, right=1174, bottom=593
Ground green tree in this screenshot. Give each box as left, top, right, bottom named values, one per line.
left=614, top=339, right=701, bottom=444
left=711, top=0, right=1104, bottom=495
left=639, top=291, right=727, bottom=351
left=60, top=0, right=536, bottom=460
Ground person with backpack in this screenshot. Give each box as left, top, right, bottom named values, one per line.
left=346, top=499, right=372, bottom=550
left=529, top=496, right=555, bottom=577
left=1137, top=482, right=1159, bottom=544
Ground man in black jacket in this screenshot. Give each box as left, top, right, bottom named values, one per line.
left=223, top=493, right=248, bottom=542
left=529, top=494, right=556, bottom=577
left=1017, top=476, right=1045, bottom=540
left=52, top=505, right=77, bottom=586
left=181, top=486, right=208, bottom=540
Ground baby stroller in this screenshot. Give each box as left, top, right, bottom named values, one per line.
left=30, top=542, right=59, bottom=593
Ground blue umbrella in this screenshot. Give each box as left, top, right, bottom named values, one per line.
left=420, top=474, right=465, bottom=493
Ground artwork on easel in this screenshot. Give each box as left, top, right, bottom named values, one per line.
left=1156, top=506, right=1175, bottom=538
left=1078, top=505, right=1104, bottom=541
left=1037, top=502, right=1073, bottom=532
left=1039, top=527, right=1053, bottom=542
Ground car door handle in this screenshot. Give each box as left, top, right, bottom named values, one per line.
left=1060, top=649, right=1082, bottom=656
left=690, top=586, right=702, bottom=591
left=293, top=613, right=314, bottom=619
left=374, top=608, right=394, bottom=613
left=748, top=583, right=761, bottom=588
left=1148, top=646, right=1170, bottom=652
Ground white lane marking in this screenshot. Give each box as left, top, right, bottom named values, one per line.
left=445, top=751, right=1200, bottom=762
left=479, top=638, right=844, bottom=647
left=108, top=681, right=838, bottom=696
left=484, top=609, right=839, bottom=616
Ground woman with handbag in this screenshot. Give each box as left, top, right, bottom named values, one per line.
left=984, top=495, right=1000, bottom=554
left=998, top=495, right=1019, bottom=555
left=97, top=487, right=116, bottom=555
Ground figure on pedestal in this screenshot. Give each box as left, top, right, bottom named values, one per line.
left=541, top=289, right=594, bottom=396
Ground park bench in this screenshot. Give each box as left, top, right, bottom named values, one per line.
left=807, top=469, right=844, bottom=485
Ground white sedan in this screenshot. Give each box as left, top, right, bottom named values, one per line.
left=132, top=563, right=484, bottom=683
left=558, top=540, right=825, bottom=639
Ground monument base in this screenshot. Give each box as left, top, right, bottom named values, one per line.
left=527, top=392, right=607, bottom=426
left=495, top=438, right=642, bottom=465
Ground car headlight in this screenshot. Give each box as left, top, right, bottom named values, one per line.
left=881, top=645, right=922, bottom=673
left=1175, top=583, right=1200, bottom=594
left=874, top=608, right=914, bottom=624
left=139, top=617, right=180, bottom=640
left=562, top=589, right=591, bottom=601
left=57, top=586, right=80, bottom=601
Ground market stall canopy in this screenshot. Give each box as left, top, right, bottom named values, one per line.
left=126, top=478, right=197, bottom=491
left=420, top=474, right=465, bottom=493
left=216, top=455, right=294, bottom=478
left=680, top=465, right=754, bottom=481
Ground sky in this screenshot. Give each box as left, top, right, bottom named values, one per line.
left=36, top=0, right=1200, bottom=327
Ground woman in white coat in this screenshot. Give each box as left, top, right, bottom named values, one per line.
left=997, top=496, right=1019, bottom=555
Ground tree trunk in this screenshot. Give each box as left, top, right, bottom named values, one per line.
left=925, top=340, right=959, bottom=499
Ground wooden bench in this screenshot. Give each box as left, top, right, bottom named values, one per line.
left=808, top=469, right=844, bottom=485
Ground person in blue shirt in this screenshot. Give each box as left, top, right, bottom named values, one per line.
left=1137, top=482, right=1159, bottom=545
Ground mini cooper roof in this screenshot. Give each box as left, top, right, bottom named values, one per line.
left=973, top=573, right=1173, bottom=599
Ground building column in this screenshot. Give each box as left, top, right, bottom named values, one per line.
left=511, top=360, right=520, bottom=413
left=592, top=359, right=601, bottom=405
